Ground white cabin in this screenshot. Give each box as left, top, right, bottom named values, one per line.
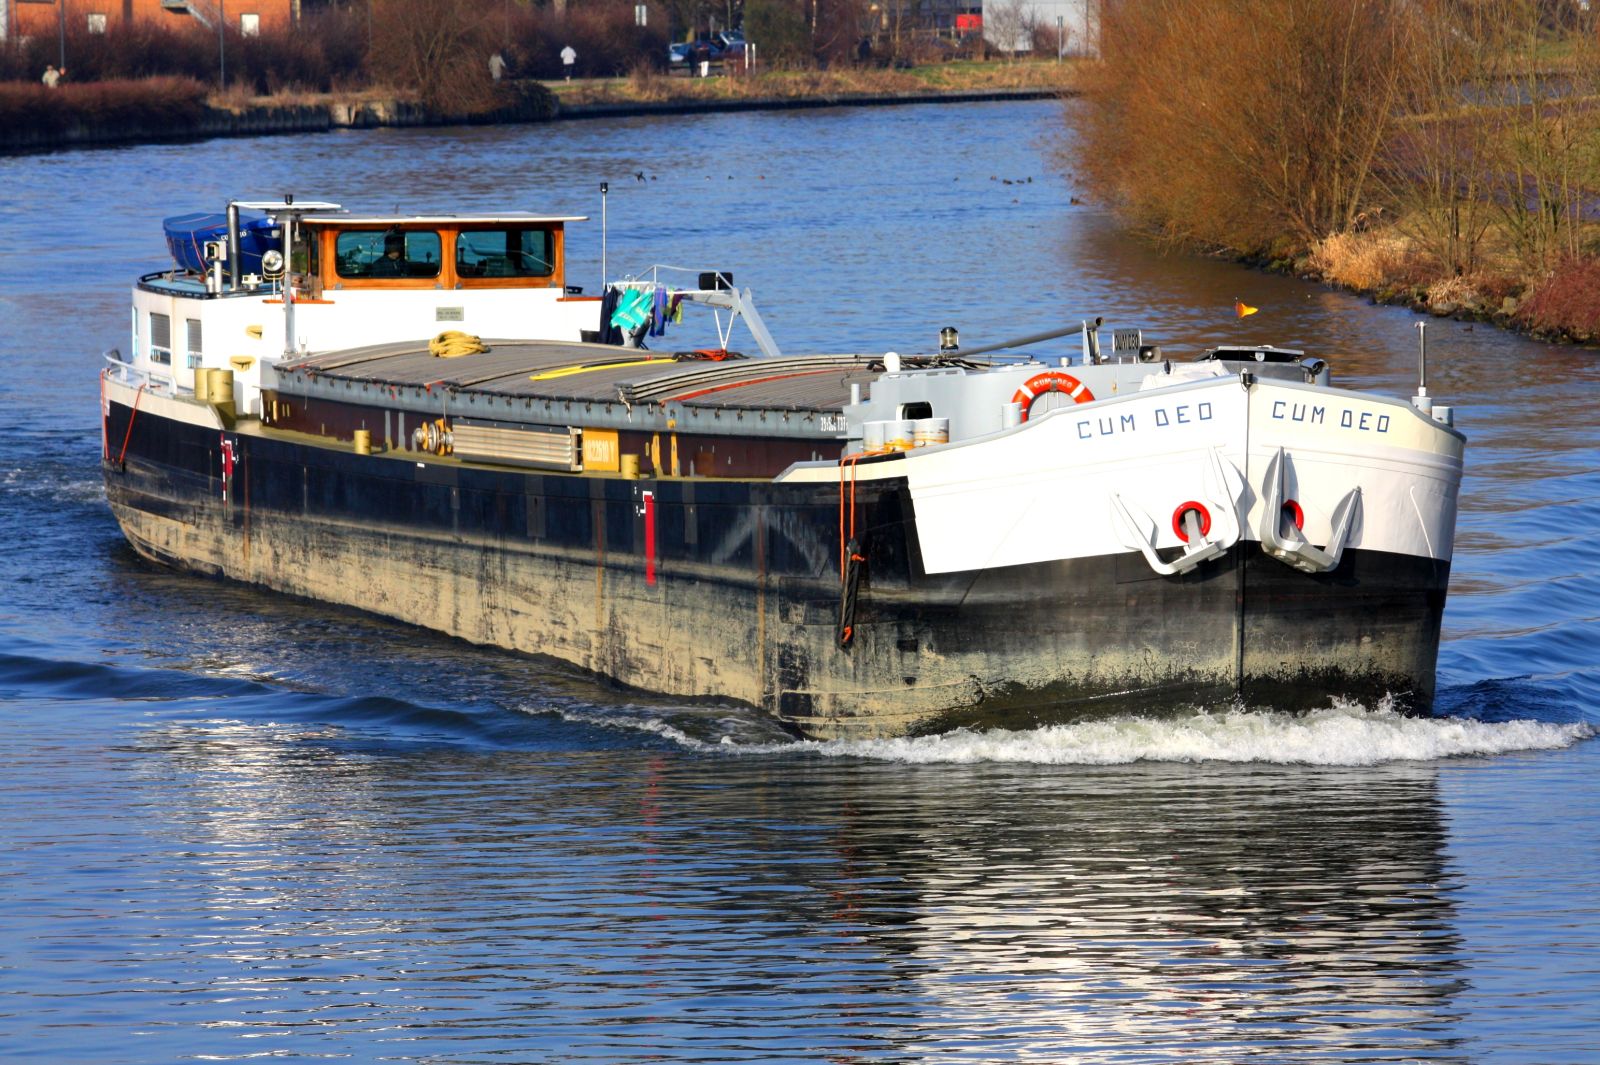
left=128, top=201, right=601, bottom=417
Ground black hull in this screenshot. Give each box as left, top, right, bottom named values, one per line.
left=103, top=401, right=1449, bottom=740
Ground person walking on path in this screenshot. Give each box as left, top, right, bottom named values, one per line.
left=489, top=52, right=506, bottom=82
left=560, top=45, right=576, bottom=81
left=41, top=65, right=59, bottom=88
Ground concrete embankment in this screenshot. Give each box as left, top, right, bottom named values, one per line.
left=1, top=84, right=1068, bottom=153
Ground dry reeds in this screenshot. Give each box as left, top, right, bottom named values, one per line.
left=1309, top=230, right=1413, bottom=292
left=0, top=77, right=207, bottom=138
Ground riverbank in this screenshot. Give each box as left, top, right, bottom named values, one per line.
left=0, top=61, right=1079, bottom=154
left=1283, top=229, right=1600, bottom=346
left=1069, top=0, right=1600, bottom=347
left=0, top=80, right=560, bottom=153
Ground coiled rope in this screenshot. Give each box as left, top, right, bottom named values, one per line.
left=429, top=331, right=489, bottom=358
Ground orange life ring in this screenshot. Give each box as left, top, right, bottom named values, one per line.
left=1011, top=371, right=1096, bottom=422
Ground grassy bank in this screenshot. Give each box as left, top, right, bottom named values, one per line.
left=545, top=59, right=1082, bottom=107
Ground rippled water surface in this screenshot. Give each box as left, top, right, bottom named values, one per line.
left=1, top=101, right=1598, bottom=1063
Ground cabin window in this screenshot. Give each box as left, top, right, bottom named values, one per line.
left=239, top=13, right=260, bottom=35
left=899, top=401, right=933, bottom=420
left=149, top=312, right=172, bottom=366
left=455, top=228, right=555, bottom=278
left=86, top=13, right=106, bottom=32
left=335, top=229, right=442, bottom=280
left=186, top=319, right=202, bottom=369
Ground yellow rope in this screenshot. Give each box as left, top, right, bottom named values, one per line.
left=528, top=357, right=661, bottom=382
left=429, top=331, right=489, bottom=358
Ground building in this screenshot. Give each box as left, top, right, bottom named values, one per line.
left=4, top=0, right=294, bottom=41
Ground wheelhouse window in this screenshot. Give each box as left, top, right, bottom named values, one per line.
left=335, top=229, right=442, bottom=280
left=455, top=228, right=555, bottom=278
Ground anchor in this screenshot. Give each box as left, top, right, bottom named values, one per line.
left=1259, top=447, right=1361, bottom=574
left=1111, top=448, right=1243, bottom=577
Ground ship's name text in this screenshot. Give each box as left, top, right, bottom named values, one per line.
left=1076, top=401, right=1213, bottom=439
left=1271, top=400, right=1390, bottom=433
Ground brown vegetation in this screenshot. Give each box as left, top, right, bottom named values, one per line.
left=0, top=8, right=369, bottom=93
left=0, top=77, right=207, bottom=138
left=1077, top=0, right=1412, bottom=253
left=1518, top=256, right=1600, bottom=340
left=1074, top=0, right=1600, bottom=342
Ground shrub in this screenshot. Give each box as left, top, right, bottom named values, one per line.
left=1075, top=0, right=1416, bottom=255
left=1517, top=256, right=1600, bottom=339
left=0, top=77, right=207, bottom=139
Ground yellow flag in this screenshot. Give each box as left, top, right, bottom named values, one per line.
left=1234, top=299, right=1259, bottom=318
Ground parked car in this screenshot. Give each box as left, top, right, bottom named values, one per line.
left=668, top=37, right=727, bottom=73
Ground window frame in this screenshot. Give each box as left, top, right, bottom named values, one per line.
left=453, top=225, right=564, bottom=290
left=310, top=223, right=567, bottom=291
left=330, top=227, right=446, bottom=287
left=149, top=311, right=172, bottom=366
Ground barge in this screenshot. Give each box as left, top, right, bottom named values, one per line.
left=101, top=198, right=1465, bottom=740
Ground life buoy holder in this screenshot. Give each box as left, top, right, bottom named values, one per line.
left=1011, top=371, right=1096, bottom=422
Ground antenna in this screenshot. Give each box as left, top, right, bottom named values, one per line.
left=600, top=181, right=609, bottom=291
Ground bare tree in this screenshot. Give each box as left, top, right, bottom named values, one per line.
left=984, top=0, right=1030, bottom=57
left=1475, top=0, right=1600, bottom=273
left=1076, top=0, right=1414, bottom=254
left=372, top=0, right=497, bottom=112
left=1374, top=0, right=1496, bottom=275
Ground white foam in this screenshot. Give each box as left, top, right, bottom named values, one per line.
left=571, top=699, right=1592, bottom=766
left=1, top=467, right=105, bottom=505
left=796, top=703, right=1593, bottom=766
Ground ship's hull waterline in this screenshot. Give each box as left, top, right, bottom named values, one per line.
left=103, top=396, right=1450, bottom=741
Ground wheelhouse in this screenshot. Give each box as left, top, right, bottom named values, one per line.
left=301, top=214, right=574, bottom=294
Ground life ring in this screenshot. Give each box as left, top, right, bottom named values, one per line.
left=1011, top=371, right=1096, bottom=422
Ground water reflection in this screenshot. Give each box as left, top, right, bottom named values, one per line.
left=101, top=720, right=1469, bottom=1062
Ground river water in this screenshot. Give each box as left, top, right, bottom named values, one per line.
left=2, top=101, right=1598, bottom=1063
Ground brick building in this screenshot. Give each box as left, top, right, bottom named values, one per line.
left=3, top=0, right=294, bottom=41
